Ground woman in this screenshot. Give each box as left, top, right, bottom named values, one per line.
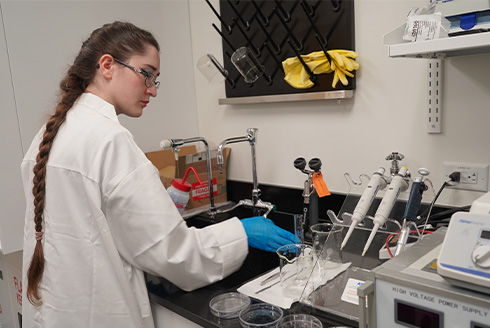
left=21, top=21, right=297, bottom=328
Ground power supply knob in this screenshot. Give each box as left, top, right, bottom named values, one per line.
left=471, top=244, right=490, bottom=268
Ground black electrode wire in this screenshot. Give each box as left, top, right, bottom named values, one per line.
left=417, top=180, right=448, bottom=224
left=416, top=180, right=449, bottom=235
left=424, top=205, right=471, bottom=226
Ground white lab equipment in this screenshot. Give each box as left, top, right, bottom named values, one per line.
left=437, top=192, right=490, bottom=295
left=362, top=166, right=409, bottom=256
left=340, top=167, right=387, bottom=250
left=358, top=228, right=490, bottom=328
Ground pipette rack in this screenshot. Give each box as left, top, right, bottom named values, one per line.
left=294, top=169, right=436, bottom=323
left=329, top=171, right=436, bottom=255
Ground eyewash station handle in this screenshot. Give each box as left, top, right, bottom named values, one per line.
left=216, top=128, right=276, bottom=217
left=293, top=157, right=330, bottom=241
left=160, top=137, right=217, bottom=218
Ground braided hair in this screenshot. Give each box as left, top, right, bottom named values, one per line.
left=27, top=21, right=159, bottom=306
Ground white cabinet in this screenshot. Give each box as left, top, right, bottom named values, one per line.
left=0, top=5, right=25, bottom=255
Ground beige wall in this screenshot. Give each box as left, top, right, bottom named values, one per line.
left=189, top=0, right=490, bottom=208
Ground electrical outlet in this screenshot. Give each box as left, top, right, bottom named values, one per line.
left=443, top=162, right=489, bottom=192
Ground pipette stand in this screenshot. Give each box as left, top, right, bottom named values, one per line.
left=329, top=172, right=435, bottom=257
left=296, top=170, right=435, bottom=322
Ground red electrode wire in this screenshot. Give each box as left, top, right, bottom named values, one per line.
left=385, top=229, right=433, bottom=258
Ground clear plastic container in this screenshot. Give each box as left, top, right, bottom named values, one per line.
left=167, top=181, right=190, bottom=214
left=276, top=314, right=322, bottom=328
left=209, top=292, right=251, bottom=319
left=239, top=303, right=283, bottom=328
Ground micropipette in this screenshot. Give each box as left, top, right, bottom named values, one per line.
left=362, top=166, right=409, bottom=256
left=394, top=168, right=429, bottom=256
left=340, top=167, right=387, bottom=250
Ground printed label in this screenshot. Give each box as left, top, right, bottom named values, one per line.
left=341, top=278, right=364, bottom=305
left=191, top=179, right=218, bottom=201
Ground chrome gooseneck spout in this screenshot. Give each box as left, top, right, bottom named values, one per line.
left=160, top=137, right=216, bottom=218
left=217, top=128, right=273, bottom=216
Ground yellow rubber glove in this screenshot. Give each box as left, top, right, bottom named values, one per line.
left=282, top=51, right=331, bottom=89
left=282, top=49, right=359, bottom=89
left=327, top=49, right=359, bottom=88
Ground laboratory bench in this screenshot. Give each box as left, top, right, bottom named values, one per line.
left=145, top=180, right=453, bottom=328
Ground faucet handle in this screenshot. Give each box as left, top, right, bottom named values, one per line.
left=294, top=157, right=307, bottom=171
left=308, top=158, right=322, bottom=172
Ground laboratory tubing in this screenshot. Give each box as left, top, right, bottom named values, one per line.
left=340, top=167, right=387, bottom=250
left=167, top=167, right=202, bottom=214
left=362, top=166, right=409, bottom=256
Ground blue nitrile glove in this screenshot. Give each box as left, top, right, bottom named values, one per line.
left=241, top=216, right=300, bottom=252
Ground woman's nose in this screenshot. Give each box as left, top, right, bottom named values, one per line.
left=147, top=85, right=157, bottom=97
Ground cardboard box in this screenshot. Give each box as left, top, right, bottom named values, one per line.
left=0, top=251, right=22, bottom=328
left=146, top=146, right=230, bottom=211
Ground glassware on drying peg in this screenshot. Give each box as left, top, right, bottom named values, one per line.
left=196, top=54, right=228, bottom=85
left=231, top=47, right=264, bottom=83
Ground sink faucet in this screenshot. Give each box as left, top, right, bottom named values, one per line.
left=217, top=128, right=274, bottom=217
left=160, top=137, right=217, bottom=218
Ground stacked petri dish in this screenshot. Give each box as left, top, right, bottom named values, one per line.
left=239, top=303, right=284, bottom=328
left=209, top=292, right=251, bottom=319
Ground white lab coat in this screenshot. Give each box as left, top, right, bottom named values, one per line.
left=21, top=93, right=249, bottom=328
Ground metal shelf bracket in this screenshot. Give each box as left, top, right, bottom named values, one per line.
left=428, top=57, right=444, bottom=134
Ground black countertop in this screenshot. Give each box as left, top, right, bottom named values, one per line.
left=145, top=209, right=360, bottom=328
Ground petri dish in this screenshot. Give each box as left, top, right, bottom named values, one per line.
left=239, top=303, right=283, bottom=328
left=209, top=292, right=251, bottom=319
left=276, top=313, right=322, bottom=328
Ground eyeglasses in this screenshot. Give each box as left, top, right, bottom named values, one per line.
left=114, top=58, right=160, bottom=89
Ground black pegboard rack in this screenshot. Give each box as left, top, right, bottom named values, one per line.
left=206, top=0, right=356, bottom=104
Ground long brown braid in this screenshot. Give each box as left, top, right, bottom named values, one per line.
left=27, top=21, right=159, bottom=306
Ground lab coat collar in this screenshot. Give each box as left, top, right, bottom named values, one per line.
left=77, top=92, right=119, bottom=123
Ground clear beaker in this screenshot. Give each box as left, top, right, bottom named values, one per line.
left=276, top=244, right=313, bottom=299
left=310, top=223, right=343, bottom=270
left=196, top=54, right=227, bottom=85
left=230, top=46, right=264, bottom=83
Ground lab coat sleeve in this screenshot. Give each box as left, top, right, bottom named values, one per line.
left=104, top=161, right=249, bottom=291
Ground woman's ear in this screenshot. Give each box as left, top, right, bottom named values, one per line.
left=98, top=54, right=115, bottom=80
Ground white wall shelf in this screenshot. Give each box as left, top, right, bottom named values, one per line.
left=384, top=24, right=490, bottom=58
left=384, top=24, right=490, bottom=134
